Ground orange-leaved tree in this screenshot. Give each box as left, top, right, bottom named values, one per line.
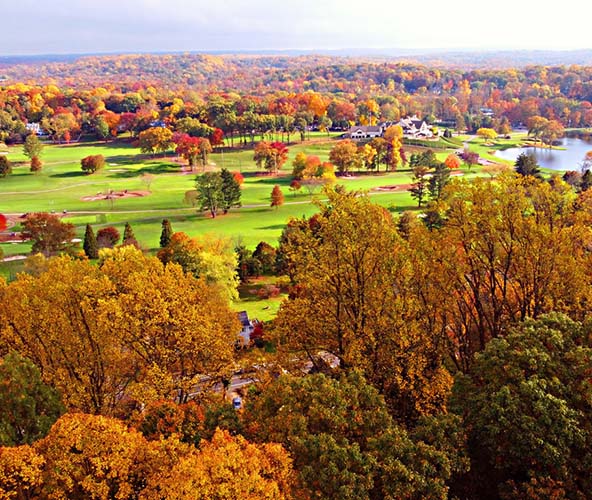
left=270, top=185, right=284, bottom=209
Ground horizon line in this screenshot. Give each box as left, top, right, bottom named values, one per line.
left=3, top=47, right=592, bottom=59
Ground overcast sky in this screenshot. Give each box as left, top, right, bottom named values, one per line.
left=1, top=0, right=589, bottom=56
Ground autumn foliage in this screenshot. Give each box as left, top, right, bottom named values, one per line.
left=20, top=213, right=76, bottom=256
left=270, top=185, right=284, bottom=209
left=5, top=53, right=592, bottom=499
left=80, top=154, right=105, bottom=174
left=254, top=141, right=289, bottom=174
left=0, top=411, right=295, bottom=500
left=0, top=247, right=239, bottom=414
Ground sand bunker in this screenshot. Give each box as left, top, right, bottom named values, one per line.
left=373, top=185, right=404, bottom=191
left=81, top=190, right=150, bottom=202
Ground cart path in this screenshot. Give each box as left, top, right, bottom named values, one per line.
left=1, top=186, right=417, bottom=218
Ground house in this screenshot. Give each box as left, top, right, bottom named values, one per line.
left=25, top=122, right=46, bottom=136
left=346, top=125, right=383, bottom=139
left=237, top=311, right=254, bottom=348
left=397, top=116, right=433, bottom=138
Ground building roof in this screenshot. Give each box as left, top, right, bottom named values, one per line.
left=348, top=125, right=382, bottom=133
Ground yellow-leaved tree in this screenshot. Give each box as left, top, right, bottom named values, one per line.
left=274, top=188, right=451, bottom=423
left=99, top=246, right=239, bottom=405
left=143, top=429, right=295, bottom=500
left=1, top=413, right=295, bottom=500
left=407, top=174, right=592, bottom=371
left=0, top=247, right=239, bottom=414
left=36, top=413, right=150, bottom=500
left=0, top=255, right=129, bottom=414
left=157, top=232, right=239, bottom=301
left=0, top=445, right=45, bottom=500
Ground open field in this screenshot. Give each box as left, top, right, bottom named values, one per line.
left=0, top=137, right=468, bottom=250
left=0, top=135, right=489, bottom=298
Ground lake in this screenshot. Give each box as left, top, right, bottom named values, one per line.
left=495, top=137, right=592, bottom=171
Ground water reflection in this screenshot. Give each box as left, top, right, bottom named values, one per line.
left=495, top=137, right=592, bottom=171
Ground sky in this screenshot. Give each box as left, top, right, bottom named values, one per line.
left=1, top=0, right=590, bottom=56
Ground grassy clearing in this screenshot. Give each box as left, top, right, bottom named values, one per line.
left=233, top=276, right=288, bottom=322
left=0, top=137, right=484, bottom=267
left=458, top=133, right=544, bottom=163
left=0, top=136, right=493, bottom=321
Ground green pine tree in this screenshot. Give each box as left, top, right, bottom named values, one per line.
left=160, top=219, right=173, bottom=248
left=428, top=162, right=451, bottom=201
left=514, top=152, right=542, bottom=179
left=83, top=224, right=99, bottom=259
left=220, top=168, right=242, bottom=214
left=408, top=165, right=430, bottom=207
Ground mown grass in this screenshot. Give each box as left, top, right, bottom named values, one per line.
left=0, top=136, right=485, bottom=265
left=234, top=276, right=287, bottom=322
left=0, top=135, right=495, bottom=319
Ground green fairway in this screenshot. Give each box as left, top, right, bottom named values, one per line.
left=0, top=137, right=495, bottom=323
left=0, top=137, right=480, bottom=262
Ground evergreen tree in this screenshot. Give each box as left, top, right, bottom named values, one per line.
left=121, top=222, right=139, bottom=248
left=83, top=224, right=99, bottom=259
left=428, top=162, right=451, bottom=201
left=514, top=152, right=542, bottom=178
left=160, top=219, right=173, bottom=248
left=123, top=222, right=135, bottom=242
left=220, top=168, right=242, bottom=214
left=409, top=165, right=430, bottom=207
left=235, top=244, right=252, bottom=282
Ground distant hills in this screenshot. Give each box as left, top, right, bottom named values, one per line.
left=3, top=49, right=592, bottom=69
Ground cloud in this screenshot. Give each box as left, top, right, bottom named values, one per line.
left=0, top=0, right=590, bottom=55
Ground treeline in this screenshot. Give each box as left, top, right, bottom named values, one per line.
left=3, top=57, right=592, bottom=145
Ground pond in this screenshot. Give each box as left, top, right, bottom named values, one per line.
left=495, top=137, right=592, bottom=171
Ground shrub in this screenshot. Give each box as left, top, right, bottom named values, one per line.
left=30, top=156, right=42, bottom=172
left=80, top=154, right=105, bottom=174
left=0, top=156, right=12, bottom=177
left=257, top=284, right=281, bottom=299
left=96, top=226, right=120, bottom=248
